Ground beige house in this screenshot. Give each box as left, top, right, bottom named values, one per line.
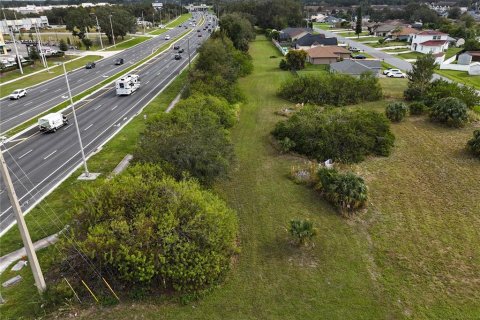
left=306, top=46, right=351, bottom=65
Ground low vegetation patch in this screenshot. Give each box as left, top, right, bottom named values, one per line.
left=272, top=106, right=395, bottom=163
left=467, top=129, right=480, bottom=158
left=278, top=73, right=382, bottom=106
left=385, top=102, right=407, bottom=122
left=429, top=97, right=468, bottom=127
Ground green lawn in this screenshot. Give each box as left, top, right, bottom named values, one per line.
left=335, top=31, right=370, bottom=37
left=356, top=36, right=383, bottom=42
left=313, top=22, right=331, bottom=30
left=445, top=47, right=463, bottom=59
left=369, top=41, right=408, bottom=48
left=0, top=55, right=103, bottom=98
left=297, top=62, right=329, bottom=76
left=105, top=36, right=150, bottom=51
left=435, top=69, right=480, bottom=89
left=166, top=13, right=193, bottom=28
left=382, top=48, right=411, bottom=53
left=397, top=51, right=424, bottom=60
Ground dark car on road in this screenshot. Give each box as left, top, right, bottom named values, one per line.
left=114, top=58, right=124, bottom=65
left=198, top=33, right=202, bottom=37
left=173, top=45, right=180, bottom=50
left=197, top=29, right=201, bottom=32
left=352, top=54, right=367, bottom=59
left=85, top=62, right=96, bottom=69
left=178, top=48, right=184, bottom=53
left=174, top=54, right=182, bottom=60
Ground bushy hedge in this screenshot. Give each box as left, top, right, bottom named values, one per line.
left=467, top=130, right=480, bottom=158
left=385, top=102, right=407, bottom=122
left=429, top=97, right=468, bottom=127
left=272, top=106, right=395, bottom=163
left=277, top=73, right=382, bottom=106
left=424, top=79, right=480, bottom=109
left=409, top=101, right=426, bottom=115
left=316, top=167, right=368, bottom=215
left=64, top=164, right=238, bottom=293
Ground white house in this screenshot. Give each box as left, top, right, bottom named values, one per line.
left=410, top=30, right=449, bottom=54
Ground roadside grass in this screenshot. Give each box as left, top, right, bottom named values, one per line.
left=3, top=29, right=191, bottom=137
left=149, top=28, right=169, bottom=35
left=0, top=55, right=103, bottom=98
left=396, top=51, right=424, bottom=60
left=166, top=13, right=192, bottom=28
left=382, top=48, right=411, bottom=53
left=313, top=22, right=331, bottom=30
left=105, top=36, right=150, bottom=51
left=0, top=55, right=78, bottom=84
left=356, top=36, right=383, bottom=42
left=435, top=69, right=480, bottom=90
left=369, top=41, right=408, bottom=48
left=336, top=31, right=369, bottom=37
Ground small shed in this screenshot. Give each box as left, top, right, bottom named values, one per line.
left=469, top=62, right=480, bottom=75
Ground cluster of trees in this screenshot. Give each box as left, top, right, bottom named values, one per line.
left=63, top=164, right=238, bottom=293
left=317, top=167, right=368, bottom=216
left=220, top=0, right=303, bottom=30
left=277, top=73, right=383, bottom=106
left=219, top=13, right=256, bottom=52
left=404, top=54, right=479, bottom=128
left=279, top=50, right=308, bottom=71
left=368, top=3, right=439, bottom=24
left=272, top=106, right=395, bottom=163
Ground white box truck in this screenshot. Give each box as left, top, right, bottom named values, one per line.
left=38, top=113, right=68, bottom=132
left=115, top=74, right=140, bottom=96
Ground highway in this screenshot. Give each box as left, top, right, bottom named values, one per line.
left=0, top=12, right=215, bottom=235
left=0, top=12, right=203, bottom=134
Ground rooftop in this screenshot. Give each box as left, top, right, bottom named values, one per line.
left=306, top=45, right=351, bottom=58
left=419, top=40, right=448, bottom=46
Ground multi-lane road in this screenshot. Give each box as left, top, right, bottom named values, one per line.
left=0, top=13, right=201, bottom=134
left=0, top=12, right=214, bottom=235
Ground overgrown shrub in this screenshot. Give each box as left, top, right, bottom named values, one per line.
left=63, top=164, right=238, bottom=294
left=409, top=101, right=426, bottom=115
left=272, top=106, right=395, bottom=163
left=467, top=130, right=480, bottom=158
left=424, top=79, right=480, bottom=109
left=316, top=168, right=368, bottom=215
left=429, top=97, right=468, bottom=127
left=277, top=73, right=382, bottom=106
left=279, top=59, right=289, bottom=70
left=289, top=219, right=317, bottom=245
left=385, top=102, right=407, bottom=122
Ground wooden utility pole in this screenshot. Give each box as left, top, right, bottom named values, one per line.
left=0, top=150, right=46, bottom=293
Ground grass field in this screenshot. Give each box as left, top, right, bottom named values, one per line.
left=369, top=41, right=408, bottom=48
left=105, top=36, right=150, bottom=51
left=436, top=69, right=480, bottom=89
left=0, top=55, right=103, bottom=98
left=335, top=31, right=370, bottom=37
left=356, top=36, right=383, bottom=42
left=166, top=13, right=193, bottom=28
left=313, top=22, right=331, bottom=30
left=397, top=51, right=424, bottom=60
left=3, top=36, right=480, bottom=320
left=382, top=48, right=412, bottom=53
left=445, top=46, right=463, bottom=59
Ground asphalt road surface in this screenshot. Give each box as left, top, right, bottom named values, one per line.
left=0, top=12, right=205, bottom=134
left=0, top=13, right=214, bottom=235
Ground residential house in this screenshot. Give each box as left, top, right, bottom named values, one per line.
left=410, top=30, right=449, bottom=54
left=458, top=51, right=480, bottom=65
left=305, top=46, right=351, bottom=65
left=372, top=24, right=397, bottom=37
left=390, top=26, right=419, bottom=41
left=279, top=27, right=312, bottom=42
left=311, top=14, right=326, bottom=22
left=324, top=16, right=343, bottom=25
left=294, top=33, right=338, bottom=50
left=330, top=59, right=382, bottom=77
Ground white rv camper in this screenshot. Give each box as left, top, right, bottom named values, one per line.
left=115, top=74, right=140, bottom=96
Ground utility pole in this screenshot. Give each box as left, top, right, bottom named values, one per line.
left=109, top=14, right=116, bottom=48
left=0, top=150, right=46, bottom=294
left=187, top=37, right=191, bottom=69
left=141, top=11, right=146, bottom=34
left=91, top=14, right=103, bottom=49
left=62, top=63, right=90, bottom=177
left=2, top=8, right=23, bottom=74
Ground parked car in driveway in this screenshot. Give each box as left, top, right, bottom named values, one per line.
left=386, top=70, right=406, bottom=78
left=383, top=68, right=401, bottom=75
left=85, top=62, right=96, bottom=69
left=9, top=89, right=27, bottom=100
left=352, top=54, right=367, bottom=59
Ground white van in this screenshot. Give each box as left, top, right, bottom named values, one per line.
left=38, top=113, right=68, bottom=132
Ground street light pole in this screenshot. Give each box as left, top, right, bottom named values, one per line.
left=109, top=14, right=116, bottom=48
left=187, top=37, right=191, bottom=69
left=142, top=11, right=146, bottom=34
left=2, top=9, right=23, bottom=74
left=34, top=23, right=50, bottom=72
left=62, top=63, right=90, bottom=177
left=91, top=14, right=103, bottom=49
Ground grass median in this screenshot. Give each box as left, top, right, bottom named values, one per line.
left=105, top=36, right=150, bottom=51
left=0, top=56, right=102, bottom=98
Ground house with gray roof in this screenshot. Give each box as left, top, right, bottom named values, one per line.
left=372, top=24, right=398, bottom=37
left=329, top=59, right=382, bottom=77
left=279, top=27, right=312, bottom=42
left=294, top=33, right=338, bottom=50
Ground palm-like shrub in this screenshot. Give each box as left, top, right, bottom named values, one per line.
left=385, top=102, right=408, bottom=122
left=317, top=168, right=368, bottom=215
left=429, top=97, right=468, bottom=127
left=289, top=219, right=317, bottom=245
left=409, top=101, right=426, bottom=115
left=467, top=130, right=480, bottom=158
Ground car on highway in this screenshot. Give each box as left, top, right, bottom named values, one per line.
left=352, top=54, right=367, bottom=59
left=173, top=45, right=180, bottom=50
left=9, top=89, right=27, bottom=100
left=174, top=54, right=182, bottom=60
left=198, top=33, right=202, bottom=37
left=197, top=29, right=201, bottom=32
left=165, top=35, right=171, bottom=40
left=114, top=58, right=124, bottom=65
left=85, top=62, right=96, bottom=69
left=178, top=48, right=184, bottom=53
left=383, top=68, right=401, bottom=75
left=386, top=70, right=406, bottom=78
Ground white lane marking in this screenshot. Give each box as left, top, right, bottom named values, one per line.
left=84, top=124, right=93, bottom=131
left=43, top=149, right=57, bottom=160
left=102, top=75, right=109, bottom=78
left=94, top=104, right=102, bottom=110
left=24, top=102, right=33, bottom=106
left=18, top=149, right=33, bottom=159
left=54, top=89, right=62, bottom=93
left=145, top=80, right=150, bottom=84
left=40, top=89, right=48, bottom=93
left=63, top=124, right=72, bottom=131
left=111, top=105, right=118, bottom=111
left=61, top=95, right=69, bottom=99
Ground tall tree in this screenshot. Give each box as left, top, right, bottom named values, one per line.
left=65, top=7, right=93, bottom=40
left=404, top=54, right=436, bottom=101
left=355, top=6, right=362, bottom=38
left=94, top=6, right=137, bottom=44
left=219, top=13, right=256, bottom=52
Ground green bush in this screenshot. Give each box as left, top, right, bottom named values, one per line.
left=59, top=39, right=68, bottom=51
left=64, top=164, right=238, bottom=293
left=289, top=219, right=317, bottom=245
left=409, top=101, right=426, bottom=115
left=135, top=105, right=235, bottom=185
left=424, top=79, right=480, bottom=109
left=279, top=59, right=289, bottom=70
left=385, top=102, right=408, bottom=122
left=272, top=106, right=395, bottom=163
left=467, top=130, right=480, bottom=158
left=277, top=73, right=382, bottom=106
left=316, top=168, right=368, bottom=215
left=429, top=97, right=468, bottom=127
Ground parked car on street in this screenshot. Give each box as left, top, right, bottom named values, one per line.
left=349, top=47, right=361, bottom=52
left=174, top=45, right=180, bottom=50
left=9, top=89, right=27, bottom=100
left=352, top=54, right=367, bottom=59
left=85, top=62, right=96, bottom=69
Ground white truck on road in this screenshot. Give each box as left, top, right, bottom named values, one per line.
left=38, top=113, right=68, bottom=132
left=115, top=74, right=140, bottom=96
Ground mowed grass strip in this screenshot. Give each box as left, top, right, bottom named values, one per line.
left=105, top=36, right=150, bottom=51
left=0, top=55, right=103, bottom=98
left=435, top=69, right=480, bottom=90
